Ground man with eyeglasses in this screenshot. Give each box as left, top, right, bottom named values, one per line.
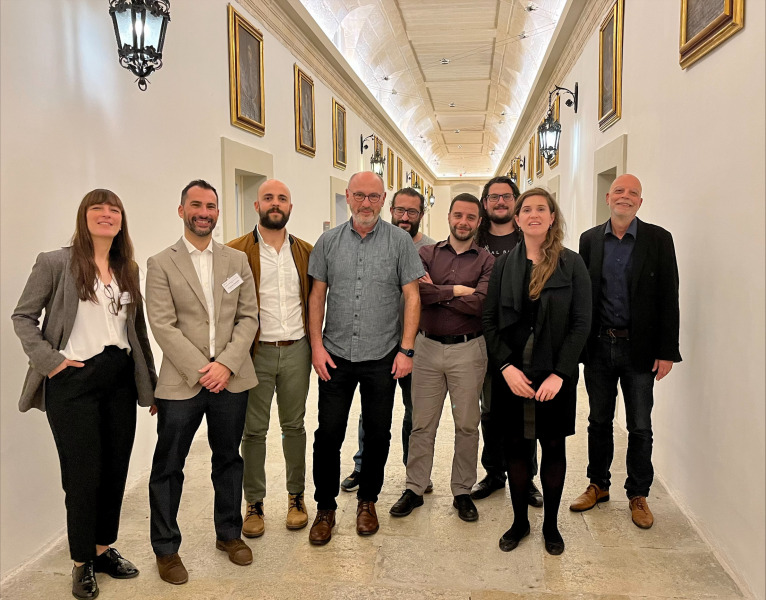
left=472, top=176, right=544, bottom=508
left=341, top=187, right=436, bottom=494
left=307, top=172, right=424, bottom=545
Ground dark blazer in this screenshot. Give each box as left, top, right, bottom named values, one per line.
left=11, top=248, right=157, bottom=412
left=579, top=217, right=682, bottom=370
left=483, top=242, right=592, bottom=380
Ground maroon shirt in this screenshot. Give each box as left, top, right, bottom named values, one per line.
left=418, top=240, right=495, bottom=336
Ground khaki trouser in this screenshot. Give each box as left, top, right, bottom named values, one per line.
left=406, top=333, right=487, bottom=496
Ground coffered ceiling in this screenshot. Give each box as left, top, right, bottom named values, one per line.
left=299, top=0, right=565, bottom=177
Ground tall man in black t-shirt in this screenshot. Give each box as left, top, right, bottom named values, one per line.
left=472, top=176, right=542, bottom=507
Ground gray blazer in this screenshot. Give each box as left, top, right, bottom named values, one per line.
left=145, top=238, right=259, bottom=400
left=11, top=248, right=158, bottom=412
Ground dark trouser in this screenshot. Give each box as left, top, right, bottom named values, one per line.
left=45, top=346, right=137, bottom=563
left=353, top=373, right=413, bottom=469
left=149, top=388, right=248, bottom=556
left=584, top=335, right=656, bottom=498
left=313, top=348, right=398, bottom=510
left=480, top=373, right=538, bottom=482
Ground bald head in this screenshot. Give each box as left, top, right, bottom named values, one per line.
left=348, top=171, right=385, bottom=193
left=609, top=174, right=642, bottom=197
left=256, top=179, right=292, bottom=230
left=606, top=173, right=643, bottom=223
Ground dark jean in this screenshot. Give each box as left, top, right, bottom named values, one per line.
left=313, top=347, right=398, bottom=509
left=149, top=388, right=248, bottom=556
left=353, top=373, right=413, bottom=470
left=584, top=335, right=655, bottom=498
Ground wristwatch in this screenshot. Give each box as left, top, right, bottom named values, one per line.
left=399, top=346, right=415, bottom=358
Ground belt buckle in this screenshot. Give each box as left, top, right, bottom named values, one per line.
left=606, top=328, right=616, bottom=339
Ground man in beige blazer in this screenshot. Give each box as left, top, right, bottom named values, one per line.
left=145, top=180, right=259, bottom=585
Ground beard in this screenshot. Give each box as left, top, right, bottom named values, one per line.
left=488, top=211, right=513, bottom=224
left=392, top=217, right=421, bottom=238
left=450, top=225, right=476, bottom=241
left=184, top=215, right=216, bottom=237
left=259, top=208, right=290, bottom=230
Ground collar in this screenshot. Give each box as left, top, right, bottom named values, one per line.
left=605, top=217, right=638, bottom=239
left=348, top=215, right=381, bottom=237
left=255, top=224, right=291, bottom=247
left=436, top=238, right=480, bottom=254
left=182, top=235, right=213, bottom=255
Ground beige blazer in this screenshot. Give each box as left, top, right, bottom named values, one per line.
left=145, top=238, right=259, bottom=400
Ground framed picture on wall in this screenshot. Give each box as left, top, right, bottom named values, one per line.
left=374, top=136, right=383, bottom=158
left=332, top=99, right=346, bottom=170
left=679, top=0, right=744, bottom=69
left=397, top=157, right=403, bottom=189
left=228, top=5, right=265, bottom=136
left=598, top=0, right=624, bottom=131
left=294, top=64, right=315, bottom=157
left=387, top=149, right=394, bottom=189
left=535, top=129, right=544, bottom=179
left=527, top=136, right=535, bottom=184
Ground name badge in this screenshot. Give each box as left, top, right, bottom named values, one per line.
left=222, top=273, right=244, bottom=293
left=120, top=292, right=132, bottom=304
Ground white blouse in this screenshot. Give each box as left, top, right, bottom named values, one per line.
left=61, top=278, right=131, bottom=361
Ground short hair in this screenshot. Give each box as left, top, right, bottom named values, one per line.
left=449, top=193, right=482, bottom=213
left=392, top=187, right=425, bottom=213
left=480, top=176, right=520, bottom=202
left=181, top=179, right=218, bottom=206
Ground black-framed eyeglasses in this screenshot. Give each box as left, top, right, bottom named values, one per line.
left=392, top=207, right=421, bottom=218
left=486, top=193, right=515, bottom=203
left=351, top=192, right=383, bottom=204
left=103, top=284, right=120, bottom=316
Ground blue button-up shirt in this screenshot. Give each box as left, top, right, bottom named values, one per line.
left=599, top=218, right=637, bottom=328
left=308, top=217, right=425, bottom=362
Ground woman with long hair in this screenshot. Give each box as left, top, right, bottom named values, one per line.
left=12, top=189, right=156, bottom=599
left=483, top=188, right=591, bottom=555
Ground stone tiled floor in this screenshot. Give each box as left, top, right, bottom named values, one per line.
left=1, top=380, right=749, bottom=599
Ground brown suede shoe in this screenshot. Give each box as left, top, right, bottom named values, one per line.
left=356, top=500, right=379, bottom=535
left=242, top=501, right=265, bottom=538
left=156, top=553, right=188, bottom=585
left=309, top=509, right=336, bottom=545
left=286, top=493, right=309, bottom=530
left=569, top=483, right=610, bottom=512
left=215, top=538, right=253, bottom=566
left=629, top=496, right=654, bottom=529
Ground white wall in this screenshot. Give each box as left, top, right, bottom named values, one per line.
left=520, top=2, right=765, bottom=597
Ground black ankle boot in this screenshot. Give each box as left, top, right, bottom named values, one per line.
left=72, top=560, right=99, bottom=599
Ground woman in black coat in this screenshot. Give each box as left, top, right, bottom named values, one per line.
left=483, top=188, right=591, bottom=555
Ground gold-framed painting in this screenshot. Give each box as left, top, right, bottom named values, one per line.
left=397, top=157, right=403, bottom=189
left=294, top=64, right=315, bottom=157
left=228, top=5, right=265, bottom=136
left=535, top=129, right=544, bottom=178
left=527, top=136, right=535, bottom=184
left=680, top=0, right=744, bottom=69
left=598, top=0, right=624, bottom=132
left=548, top=95, right=561, bottom=169
left=374, top=136, right=384, bottom=158
left=332, top=98, right=346, bottom=170
left=387, top=149, right=394, bottom=189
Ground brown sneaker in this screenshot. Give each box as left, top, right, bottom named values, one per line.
left=242, top=501, right=265, bottom=538
left=156, top=553, right=188, bottom=585
left=215, top=538, right=253, bottom=566
left=629, top=496, right=654, bottom=529
left=356, top=500, right=379, bottom=535
left=286, top=493, right=309, bottom=530
left=569, top=483, right=610, bottom=512
left=309, top=509, right=336, bottom=545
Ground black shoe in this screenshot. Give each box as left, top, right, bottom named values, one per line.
left=93, top=547, right=139, bottom=579
left=424, top=480, right=434, bottom=494
left=527, top=481, right=544, bottom=508
left=341, top=470, right=360, bottom=492
left=452, top=494, right=479, bottom=522
left=543, top=527, right=565, bottom=555
left=72, top=561, right=99, bottom=599
left=470, top=474, right=506, bottom=500
left=390, top=489, right=424, bottom=517
left=499, top=523, right=531, bottom=552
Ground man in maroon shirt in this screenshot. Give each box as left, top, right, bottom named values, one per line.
left=389, top=193, right=495, bottom=522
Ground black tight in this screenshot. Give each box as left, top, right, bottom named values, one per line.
left=504, top=436, right=567, bottom=542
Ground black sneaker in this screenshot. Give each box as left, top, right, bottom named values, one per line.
left=341, top=470, right=360, bottom=492
left=389, top=489, right=424, bottom=517
left=72, top=561, right=99, bottom=599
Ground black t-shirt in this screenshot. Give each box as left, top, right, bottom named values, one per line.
left=482, top=230, right=520, bottom=257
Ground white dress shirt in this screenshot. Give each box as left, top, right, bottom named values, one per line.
left=182, top=235, right=216, bottom=358
left=256, top=226, right=304, bottom=342
left=62, top=277, right=130, bottom=361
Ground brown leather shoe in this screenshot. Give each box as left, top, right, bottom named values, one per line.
left=286, top=493, right=309, bottom=530
left=569, top=483, right=610, bottom=512
left=215, top=538, right=253, bottom=566
left=309, top=509, right=336, bottom=545
left=356, top=500, right=379, bottom=535
left=629, top=496, right=654, bottom=529
left=156, top=553, right=188, bottom=585
left=242, top=501, right=265, bottom=538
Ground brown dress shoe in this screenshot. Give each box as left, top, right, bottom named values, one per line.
left=629, top=496, right=654, bottom=529
left=242, top=502, right=265, bottom=538
left=356, top=500, right=379, bottom=535
left=286, top=493, right=309, bottom=530
left=309, top=509, right=336, bottom=545
left=216, top=538, right=253, bottom=566
left=569, top=483, right=610, bottom=512
left=156, top=553, right=188, bottom=585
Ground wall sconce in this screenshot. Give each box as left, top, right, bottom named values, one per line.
left=428, top=190, right=436, bottom=211
left=508, top=156, right=526, bottom=184
left=360, top=133, right=386, bottom=177
left=109, top=0, right=171, bottom=91
left=538, top=82, right=578, bottom=166
left=406, top=171, right=422, bottom=193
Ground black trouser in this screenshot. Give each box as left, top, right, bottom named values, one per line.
left=46, top=346, right=137, bottom=563
left=149, top=388, right=248, bottom=556
left=313, top=347, right=398, bottom=510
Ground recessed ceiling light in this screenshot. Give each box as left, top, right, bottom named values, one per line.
left=458, top=144, right=463, bottom=149
left=392, top=89, right=397, bottom=95
left=519, top=31, right=527, bottom=39
left=525, top=3, right=538, bottom=11
left=449, top=102, right=456, bottom=108
left=454, top=129, right=460, bottom=133
left=440, top=58, right=450, bottom=65
left=383, top=75, right=390, bottom=81
left=500, top=111, right=506, bottom=116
